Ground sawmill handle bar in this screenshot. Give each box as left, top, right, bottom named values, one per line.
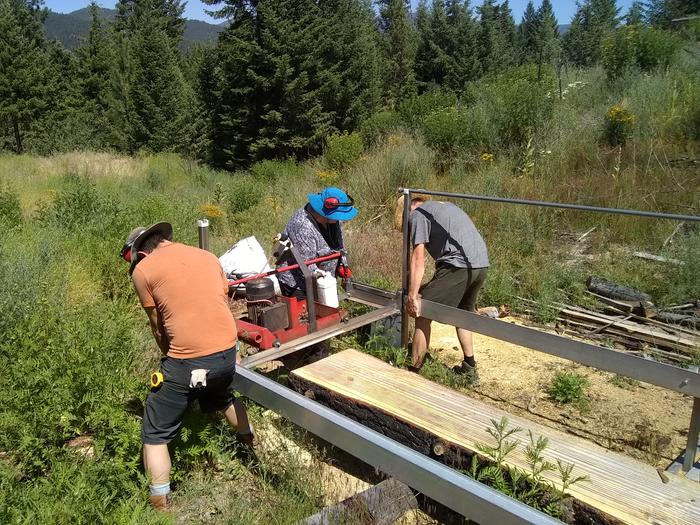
left=228, top=252, right=342, bottom=288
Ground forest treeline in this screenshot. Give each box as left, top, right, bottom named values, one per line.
left=0, top=0, right=697, bottom=167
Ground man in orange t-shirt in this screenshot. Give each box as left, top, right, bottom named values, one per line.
left=121, top=222, right=253, bottom=511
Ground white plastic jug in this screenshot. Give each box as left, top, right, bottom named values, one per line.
left=315, top=273, right=339, bottom=308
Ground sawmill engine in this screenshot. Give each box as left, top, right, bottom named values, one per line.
left=245, top=278, right=290, bottom=332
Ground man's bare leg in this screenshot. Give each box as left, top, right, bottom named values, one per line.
left=411, top=317, right=432, bottom=369
left=456, top=327, right=474, bottom=360
left=144, top=443, right=172, bottom=509
left=223, top=400, right=254, bottom=446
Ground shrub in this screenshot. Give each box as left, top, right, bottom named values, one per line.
left=420, top=105, right=493, bottom=157
left=49, top=174, right=103, bottom=230
left=324, top=132, right=363, bottom=170
left=359, top=110, right=401, bottom=147
left=603, top=105, right=635, bottom=146
left=0, top=184, right=22, bottom=229
left=199, top=203, right=226, bottom=232
left=634, top=27, right=682, bottom=72
left=398, top=90, right=458, bottom=128
left=480, top=65, right=556, bottom=146
left=601, top=27, right=636, bottom=81
left=602, top=26, right=682, bottom=81
left=226, top=177, right=264, bottom=216
left=547, top=371, right=590, bottom=405
left=250, top=159, right=303, bottom=182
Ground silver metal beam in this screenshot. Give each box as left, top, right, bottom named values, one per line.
left=345, top=281, right=399, bottom=308
left=419, top=299, right=700, bottom=398
left=401, top=188, right=700, bottom=223
left=241, top=305, right=399, bottom=369
left=401, top=189, right=411, bottom=347
left=197, top=219, right=210, bottom=251
left=234, top=367, right=561, bottom=525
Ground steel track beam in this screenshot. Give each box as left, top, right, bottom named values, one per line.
left=419, top=299, right=700, bottom=398
left=241, top=305, right=399, bottom=369
left=234, top=367, right=561, bottom=525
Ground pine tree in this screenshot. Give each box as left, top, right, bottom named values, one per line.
left=76, top=3, right=113, bottom=123
left=537, top=0, right=560, bottom=64
left=0, top=0, right=52, bottom=153
left=378, top=0, right=417, bottom=104
left=415, top=1, right=451, bottom=90
left=646, top=0, right=699, bottom=28
left=111, top=0, right=194, bottom=152
left=477, top=0, right=516, bottom=75
left=518, top=0, right=539, bottom=63
left=445, top=0, right=479, bottom=88
left=316, top=0, right=382, bottom=132
left=563, top=0, right=620, bottom=67
left=626, top=1, right=645, bottom=25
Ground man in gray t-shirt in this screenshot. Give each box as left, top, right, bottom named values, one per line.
left=399, top=196, right=489, bottom=385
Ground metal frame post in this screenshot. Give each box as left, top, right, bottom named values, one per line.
left=683, top=397, right=700, bottom=474
left=197, top=219, right=210, bottom=251
left=289, top=244, right=317, bottom=333
left=400, top=189, right=411, bottom=348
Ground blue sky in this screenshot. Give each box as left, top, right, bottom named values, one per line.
left=45, top=1, right=636, bottom=25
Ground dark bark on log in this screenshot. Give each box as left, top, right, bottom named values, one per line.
left=299, top=479, right=417, bottom=525
left=586, top=276, right=653, bottom=304
left=657, top=312, right=700, bottom=329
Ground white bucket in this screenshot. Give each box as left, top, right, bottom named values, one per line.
left=315, top=273, right=339, bottom=308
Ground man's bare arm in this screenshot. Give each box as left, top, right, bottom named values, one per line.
left=407, top=244, right=425, bottom=317
left=145, top=307, right=169, bottom=355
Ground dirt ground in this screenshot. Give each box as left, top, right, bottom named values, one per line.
left=427, top=318, right=693, bottom=468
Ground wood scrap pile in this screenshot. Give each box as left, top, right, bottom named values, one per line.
left=531, top=276, right=700, bottom=364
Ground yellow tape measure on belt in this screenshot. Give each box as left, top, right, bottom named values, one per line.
left=149, top=371, right=164, bottom=389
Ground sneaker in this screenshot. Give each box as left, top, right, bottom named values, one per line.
left=149, top=493, right=172, bottom=512
left=453, top=361, right=480, bottom=386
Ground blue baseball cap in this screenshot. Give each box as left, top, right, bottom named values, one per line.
left=308, top=187, right=358, bottom=221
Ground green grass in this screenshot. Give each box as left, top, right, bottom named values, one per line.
left=546, top=371, right=591, bottom=408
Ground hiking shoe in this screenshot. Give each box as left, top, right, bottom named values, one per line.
left=453, top=361, right=480, bottom=386
left=149, top=493, right=172, bottom=512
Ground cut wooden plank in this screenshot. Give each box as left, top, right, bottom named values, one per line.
left=300, top=479, right=418, bottom=525
left=291, top=350, right=700, bottom=525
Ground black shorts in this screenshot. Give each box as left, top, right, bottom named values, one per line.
left=142, top=347, right=237, bottom=445
left=420, top=264, right=488, bottom=312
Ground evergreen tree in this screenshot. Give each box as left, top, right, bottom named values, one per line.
left=646, top=0, right=699, bottom=28
left=537, top=0, right=560, bottom=64
left=0, top=0, right=52, bottom=153
left=563, top=0, right=620, bottom=67
left=378, top=0, right=417, bottom=104
left=111, top=0, right=194, bottom=152
left=316, top=0, right=382, bottom=132
left=76, top=3, right=113, bottom=126
left=477, top=0, right=516, bottom=75
left=518, top=0, right=539, bottom=63
left=445, top=0, right=479, bottom=88
left=415, top=1, right=451, bottom=90
left=626, top=1, right=645, bottom=25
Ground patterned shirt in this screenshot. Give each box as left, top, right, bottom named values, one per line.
left=277, top=205, right=346, bottom=292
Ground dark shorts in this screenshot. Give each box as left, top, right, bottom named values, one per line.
left=142, top=347, right=237, bottom=445
left=420, top=264, right=488, bottom=312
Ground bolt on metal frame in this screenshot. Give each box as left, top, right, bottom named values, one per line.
left=398, top=188, right=700, bottom=477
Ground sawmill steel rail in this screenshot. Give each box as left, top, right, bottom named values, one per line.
left=400, top=188, right=700, bottom=223
left=234, top=366, right=562, bottom=525
left=398, top=188, right=700, bottom=476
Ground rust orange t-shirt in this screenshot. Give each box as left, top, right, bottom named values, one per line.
left=132, top=242, right=237, bottom=359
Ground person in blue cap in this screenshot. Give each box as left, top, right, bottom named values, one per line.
left=277, top=187, right=357, bottom=297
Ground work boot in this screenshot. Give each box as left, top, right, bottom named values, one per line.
left=453, top=361, right=480, bottom=386
left=149, top=493, right=172, bottom=512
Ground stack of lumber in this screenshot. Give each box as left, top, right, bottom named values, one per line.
left=543, top=277, right=700, bottom=363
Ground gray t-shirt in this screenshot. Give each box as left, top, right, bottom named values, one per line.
left=409, top=201, right=489, bottom=269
